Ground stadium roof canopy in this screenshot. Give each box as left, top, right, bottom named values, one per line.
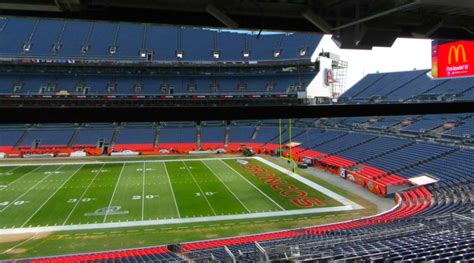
left=0, top=0, right=473, bottom=49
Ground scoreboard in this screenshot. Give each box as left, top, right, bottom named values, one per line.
left=432, top=40, right=474, bottom=78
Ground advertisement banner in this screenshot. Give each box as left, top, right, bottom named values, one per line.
left=432, top=40, right=474, bottom=78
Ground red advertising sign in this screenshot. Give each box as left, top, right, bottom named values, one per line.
left=432, top=40, right=474, bottom=78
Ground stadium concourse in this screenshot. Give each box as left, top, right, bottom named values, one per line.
left=0, top=74, right=473, bottom=262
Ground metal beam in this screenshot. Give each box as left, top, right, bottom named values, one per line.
left=332, top=0, right=422, bottom=31
left=206, top=4, right=239, bottom=28
left=301, top=9, right=332, bottom=33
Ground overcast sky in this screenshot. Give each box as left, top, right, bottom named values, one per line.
left=316, top=35, right=432, bottom=91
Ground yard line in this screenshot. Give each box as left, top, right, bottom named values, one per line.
left=1, top=165, right=21, bottom=174
left=219, top=159, right=285, bottom=211
left=103, top=163, right=126, bottom=223
left=162, top=162, right=181, bottom=218
left=21, top=165, right=85, bottom=227
left=182, top=161, right=217, bottom=216
left=201, top=161, right=251, bottom=213
left=0, top=232, right=37, bottom=255
left=62, top=164, right=106, bottom=225
left=141, top=162, right=146, bottom=221
left=4, top=165, right=42, bottom=187
left=0, top=165, right=63, bottom=213
left=0, top=157, right=248, bottom=168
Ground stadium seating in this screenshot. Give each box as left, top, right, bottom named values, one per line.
left=339, top=69, right=474, bottom=103
left=7, top=124, right=472, bottom=261
left=1, top=52, right=472, bottom=261
left=0, top=17, right=321, bottom=62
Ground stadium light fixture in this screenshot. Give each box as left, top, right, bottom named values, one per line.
left=273, top=49, right=281, bottom=58
left=176, top=50, right=184, bottom=59
left=299, top=48, right=307, bottom=57
left=109, top=46, right=117, bottom=55
left=81, top=45, right=89, bottom=54
left=52, top=43, right=61, bottom=53
left=22, top=42, right=31, bottom=52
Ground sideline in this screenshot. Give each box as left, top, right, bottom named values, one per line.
left=253, top=157, right=363, bottom=210
left=0, top=157, right=247, bottom=167
left=0, top=205, right=355, bottom=235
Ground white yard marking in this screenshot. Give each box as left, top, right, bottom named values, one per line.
left=103, top=163, right=126, bottom=223
left=0, top=166, right=63, bottom=213
left=141, top=162, right=145, bottom=221
left=201, top=161, right=251, bottom=213
left=0, top=232, right=38, bottom=255
left=0, top=165, right=21, bottom=175
left=4, top=166, right=42, bottom=187
left=0, top=157, right=247, bottom=167
left=21, top=165, right=85, bottom=227
left=63, top=164, right=106, bottom=225
left=0, top=204, right=359, bottom=235
left=182, top=162, right=217, bottom=216
left=219, top=159, right=285, bottom=211
left=163, top=162, right=181, bottom=218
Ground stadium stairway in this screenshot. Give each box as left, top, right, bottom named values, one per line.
left=152, top=126, right=160, bottom=148
left=66, top=127, right=80, bottom=148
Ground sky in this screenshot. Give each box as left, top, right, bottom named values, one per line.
left=316, top=35, right=433, bottom=91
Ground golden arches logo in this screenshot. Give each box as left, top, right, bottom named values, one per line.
left=448, top=44, right=467, bottom=64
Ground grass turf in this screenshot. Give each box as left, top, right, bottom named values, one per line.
left=0, top=155, right=376, bottom=259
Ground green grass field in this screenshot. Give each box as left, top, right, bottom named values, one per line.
left=0, top=157, right=346, bottom=230
left=0, top=155, right=373, bottom=259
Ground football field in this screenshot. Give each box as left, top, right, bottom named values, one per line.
left=0, top=156, right=360, bottom=233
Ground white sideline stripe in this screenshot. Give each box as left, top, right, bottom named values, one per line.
left=4, top=166, right=42, bottom=187
left=0, top=232, right=38, bottom=255
left=201, top=161, right=251, bottom=214
left=0, top=166, right=63, bottom=213
left=0, top=205, right=356, bottom=235
left=0, top=157, right=247, bottom=167
left=253, top=156, right=363, bottom=210
left=103, top=163, right=126, bottom=223
left=180, top=192, right=402, bottom=248
left=183, top=161, right=217, bottom=216
left=162, top=162, right=181, bottom=218
left=219, top=159, right=285, bottom=211
left=62, top=163, right=106, bottom=225
left=21, top=165, right=85, bottom=227
left=141, top=162, right=146, bottom=221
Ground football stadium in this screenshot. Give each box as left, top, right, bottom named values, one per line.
left=0, top=1, right=473, bottom=262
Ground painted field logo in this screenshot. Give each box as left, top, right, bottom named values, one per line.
left=241, top=164, right=325, bottom=208
left=84, top=206, right=128, bottom=217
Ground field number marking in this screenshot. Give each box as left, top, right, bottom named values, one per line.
left=195, top=192, right=217, bottom=197
left=132, top=195, right=158, bottom=200
left=67, top=198, right=96, bottom=203
left=0, top=200, right=30, bottom=206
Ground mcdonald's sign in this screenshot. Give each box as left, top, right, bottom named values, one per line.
left=448, top=44, right=467, bottom=64
left=432, top=40, right=474, bottom=78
